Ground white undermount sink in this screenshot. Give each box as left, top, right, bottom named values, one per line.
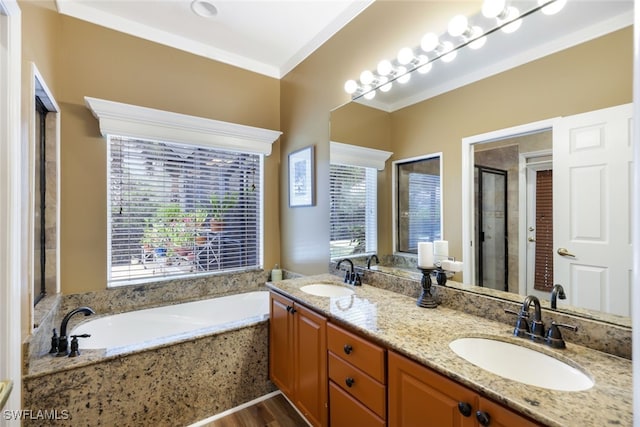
left=300, top=284, right=354, bottom=297
left=449, top=337, right=594, bottom=392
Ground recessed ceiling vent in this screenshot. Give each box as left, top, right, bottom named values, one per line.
left=191, top=0, right=218, bottom=18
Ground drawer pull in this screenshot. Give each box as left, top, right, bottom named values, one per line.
left=345, top=377, right=355, bottom=388
left=476, top=411, right=491, bottom=426
left=343, top=344, right=353, bottom=355
left=458, top=402, right=472, bottom=417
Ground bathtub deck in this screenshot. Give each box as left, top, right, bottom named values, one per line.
left=201, top=394, right=308, bottom=427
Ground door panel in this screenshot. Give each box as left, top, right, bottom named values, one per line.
left=553, top=103, right=633, bottom=316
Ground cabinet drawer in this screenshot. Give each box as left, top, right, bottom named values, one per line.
left=328, top=352, right=386, bottom=418
left=327, top=323, right=385, bottom=382
left=329, top=382, right=385, bottom=427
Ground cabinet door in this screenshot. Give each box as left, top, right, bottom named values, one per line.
left=477, top=397, right=542, bottom=427
left=388, top=351, right=476, bottom=427
left=294, top=302, right=328, bottom=427
left=269, top=292, right=294, bottom=397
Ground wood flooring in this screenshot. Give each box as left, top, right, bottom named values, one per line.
left=202, top=394, right=309, bottom=427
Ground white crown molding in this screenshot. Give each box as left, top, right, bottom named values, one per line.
left=56, top=0, right=281, bottom=78
left=330, top=141, right=393, bottom=170
left=85, top=97, right=282, bottom=156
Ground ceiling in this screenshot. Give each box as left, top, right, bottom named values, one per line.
left=54, top=0, right=633, bottom=111
left=54, top=0, right=374, bottom=79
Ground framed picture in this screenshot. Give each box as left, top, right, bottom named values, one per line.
left=288, top=145, right=315, bottom=207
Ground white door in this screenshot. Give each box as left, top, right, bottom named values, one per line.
left=553, top=104, right=633, bottom=316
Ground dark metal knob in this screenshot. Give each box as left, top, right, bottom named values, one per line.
left=343, top=344, right=353, bottom=355
left=286, top=305, right=291, bottom=312
left=476, top=410, right=491, bottom=426
left=345, top=377, right=355, bottom=388
left=290, top=307, right=296, bottom=314
left=457, top=402, right=472, bottom=417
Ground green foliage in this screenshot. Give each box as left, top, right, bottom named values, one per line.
left=210, top=192, right=238, bottom=221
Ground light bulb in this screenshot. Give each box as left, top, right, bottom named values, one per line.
left=379, top=77, right=392, bottom=92
left=421, top=32, right=439, bottom=52
left=377, top=59, right=393, bottom=76
left=468, top=26, right=487, bottom=49
left=500, top=6, right=522, bottom=33
left=360, top=70, right=375, bottom=85
left=417, top=62, right=432, bottom=75
left=364, top=90, right=376, bottom=100
left=440, top=41, right=457, bottom=63
left=539, top=0, right=566, bottom=15
left=396, top=66, right=410, bottom=84
left=448, top=15, right=469, bottom=37
left=344, top=80, right=358, bottom=94
left=397, top=47, right=414, bottom=65
left=482, top=0, right=506, bottom=18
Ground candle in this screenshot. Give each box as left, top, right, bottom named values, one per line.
left=417, top=242, right=434, bottom=268
left=434, top=240, right=449, bottom=262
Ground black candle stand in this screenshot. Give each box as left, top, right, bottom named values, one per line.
left=416, top=267, right=438, bottom=309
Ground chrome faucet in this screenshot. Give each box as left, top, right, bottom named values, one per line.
left=366, top=254, right=379, bottom=269
left=550, top=284, right=566, bottom=309
left=336, top=258, right=360, bottom=286
left=57, top=307, right=95, bottom=357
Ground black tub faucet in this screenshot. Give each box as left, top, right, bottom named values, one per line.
left=550, top=284, right=567, bottom=309
left=57, top=307, right=95, bottom=357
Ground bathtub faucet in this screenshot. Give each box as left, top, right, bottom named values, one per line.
left=57, top=307, right=95, bottom=357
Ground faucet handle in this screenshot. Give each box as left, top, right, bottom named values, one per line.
left=545, top=321, right=578, bottom=349
left=504, top=308, right=529, bottom=337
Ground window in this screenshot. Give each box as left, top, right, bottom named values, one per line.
left=330, top=164, right=377, bottom=259
left=396, top=155, right=442, bottom=253
left=108, top=136, right=262, bottom=285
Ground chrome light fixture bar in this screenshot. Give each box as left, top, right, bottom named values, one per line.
left=345, top=0, right=566, bottom=100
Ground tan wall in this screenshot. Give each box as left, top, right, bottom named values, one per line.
left=20, top=0, right=62, bottom=339
left=21, top=4, right=281, bottom=295
left=281, top=0, right=632, bottom=275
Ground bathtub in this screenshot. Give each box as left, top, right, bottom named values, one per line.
left=71, top=290, right=270, bottom=353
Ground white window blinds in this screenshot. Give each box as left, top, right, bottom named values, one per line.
left=406, top=172, right=442, bottom=250
left=330, top=164, right=377, bottom=259
left=108, top=136, right=262, bottom=285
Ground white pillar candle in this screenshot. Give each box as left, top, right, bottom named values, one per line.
left=417, top=242, right=434, bottom=268
left=433, top=240, right=449, bottom=262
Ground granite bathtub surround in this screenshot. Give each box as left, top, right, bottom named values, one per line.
left=267, top=274, right=632, bottom=427
left=23, top=322, right=275, bottom=427
left=330, top=261, right=631, bottom=359
left=23, top=269, right=279, bottom=426
left=26, top=269, right=270, bottom=362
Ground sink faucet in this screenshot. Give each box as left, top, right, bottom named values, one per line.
left=366, top=254, right=379, bottom=269
left=57, top=307, right=95, bottom=357
left=550, top=284, right=566, bottom=309
left=521, top=295, right=545, bottom=341
left=336, top=258, right=360, bottom=285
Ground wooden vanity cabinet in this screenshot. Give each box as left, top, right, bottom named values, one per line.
left=269, top=292, right=328, bottom=427
left=327, top=323, right=386, bottom=426
left=388, top=351, right=541, bottom=427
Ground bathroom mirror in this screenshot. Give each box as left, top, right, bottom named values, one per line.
left=329, top=1, right=633, bottom=327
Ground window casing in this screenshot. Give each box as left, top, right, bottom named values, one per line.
left=330, top=164, right=377, bottom=259
left=108, top=136, right=263, bottom=285
left=396, top=155, right=442, bottom=253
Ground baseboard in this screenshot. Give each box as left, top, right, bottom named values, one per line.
left=187, top=390, right=283, bottom=426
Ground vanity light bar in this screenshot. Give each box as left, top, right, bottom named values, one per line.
left=344, top=0, right=566, bottom=100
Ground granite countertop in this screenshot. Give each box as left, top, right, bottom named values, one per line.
left=266, top=274, right=632, bottom=427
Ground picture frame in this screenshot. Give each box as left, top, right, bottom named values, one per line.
left=288, top=145, right=315, bottom=207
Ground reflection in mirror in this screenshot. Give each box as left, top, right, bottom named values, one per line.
left=395, top=155, right=441, bottom=254
left=472, top=130, right=552, bottom=294
left=329, top=141, right=393, bottom=260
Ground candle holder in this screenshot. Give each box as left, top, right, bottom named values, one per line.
left=435, top=267, right=448, bottom=286
left=416, top=267, right=438, bottom=309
